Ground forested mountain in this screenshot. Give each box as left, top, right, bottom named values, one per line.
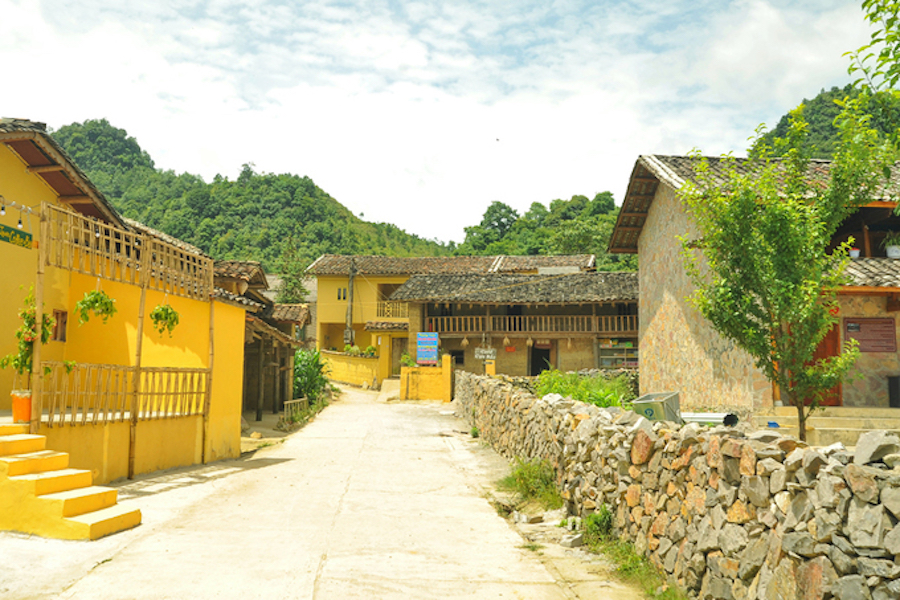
left=52, top=120, right=450, bottom=272
left=753, top=84, right=900, bottom=158
left=453, top=194, right=637, bottom=271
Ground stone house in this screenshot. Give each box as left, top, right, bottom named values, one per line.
left=609, top=154, right=900, bottom=412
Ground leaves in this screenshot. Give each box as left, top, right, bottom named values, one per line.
left=75, top=290, right=117, bottom=325
left=149, top=304, right=179, bottom=337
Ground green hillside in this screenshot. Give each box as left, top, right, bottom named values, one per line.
left=52, top=119, right=450, bottom=271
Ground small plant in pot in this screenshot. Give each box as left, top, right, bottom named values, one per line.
left=0, top=289, right=55, bottom=423
left=74, top=289, right=117, bottom=324
left=882, top=231, right=900, bottom=258
left=150, top=303, right=179, bottom=337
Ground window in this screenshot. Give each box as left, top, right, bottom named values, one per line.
left=337, top=288, right=347, bottom=300
left=51, top=310, right=67, bottom=342
left=450, top=350, right=464, bottom=366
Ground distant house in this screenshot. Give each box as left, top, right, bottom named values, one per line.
left=214, top=261, right=309, bottom=419
left=261, top=274, right=317, bottom=344
left=609, top=154, right=900, bottom=412
left=307, top=253, right=637, bottom=383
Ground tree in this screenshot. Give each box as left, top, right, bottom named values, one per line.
left=679, top=105, right=893, bottom=441
left=276, top=234, right=309, bottom=303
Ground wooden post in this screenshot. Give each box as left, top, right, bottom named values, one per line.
left=30, top=205, right=48, bottom=434
left=864, top=224, right=872, bottom=257
left=128, top=235, right=150, bottom=479
left=592, top=304, right=599, bottom=369
left=201, top=297, right=215, bottom=464
left=344, top=257, right=356, bottom=346
left=273, top=343, right=281, bottom=414
left=286, top=346, right=295, bottom=402
left=256, top=338, right=265, bottom=421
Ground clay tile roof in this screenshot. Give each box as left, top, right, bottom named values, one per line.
left=844, top=258, right=900, bottom=288
left=0, top=118, right=123, bottom=226
left=306, top=254, right=596, bottom=276
left=390, top=272, right=638, bottom=304
left=365, top=321, right=410, bottom=332
left=214, top=260, right=267, bottom=286
left=264, top=304, right=310, bottom=325
left=609, top=154, right=900, bottom=255
left=213, top=287, right=262, bottom=309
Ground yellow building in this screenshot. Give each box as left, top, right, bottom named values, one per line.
left=0, top=118, right=248, bottom=539
left=306, top=254, right=633, bottom=385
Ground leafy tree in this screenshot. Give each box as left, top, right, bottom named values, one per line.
left=276, top=234, right=309, bottom=303
left=680, top=105, right=894, bottom=440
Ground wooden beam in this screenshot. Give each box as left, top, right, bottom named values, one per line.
left=58, top=195, right=93, bottom=205
left=838, top=286, right=900, bottom=295
left=27, top=164, right=64, bottom=173
left=888, top=294, right=900, bottom=313
left=618, top=212, right=648, bottom=218
left=609, top=247, right=638, bottom=254
left=864, top=224, right=872, bottom=257
left=864, top=201, right=898, bottom=209
left=616, top=227, right=642, bottom=232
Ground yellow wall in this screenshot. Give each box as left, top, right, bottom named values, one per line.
left=324, top=351, right=380, bottom=387
left=316, top=274, right=410, bottom=351
left=206, top=301, right=245, bottom=462
left=400, top=354, right=453, bottom=402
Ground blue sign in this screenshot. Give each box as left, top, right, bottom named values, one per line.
left=417, top=332, right=439, bottom=365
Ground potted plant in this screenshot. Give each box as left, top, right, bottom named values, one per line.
left=849, top=247, right=861, bottom=258
left=150, top=303, right=179, bottom=337
left=0, top=289, right=55, bottom=423
left=882, top=231, right=900, bottom=258
left=75, top=289, right=117, bottom=324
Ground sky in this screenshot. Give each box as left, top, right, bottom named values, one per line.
left=0, top=0, right=874, bottom=244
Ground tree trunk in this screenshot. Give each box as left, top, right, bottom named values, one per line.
left=791, top=394, right=807, bottom=442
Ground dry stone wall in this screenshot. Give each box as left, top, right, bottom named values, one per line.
left=455, top=372, right=900, bottom=600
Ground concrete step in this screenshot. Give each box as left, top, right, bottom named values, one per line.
left=753, top=415, right=900, bottom=431
left=0, top=434, right=46, bottom=457
left=0, top=424, right=29, bottom=436
left=41, top=486, right=118, bottom=517
left=0, top=450, right=69, bottom=477
left=66, top=504, right=142, bottom=540
left=767, top=406, right=900, bottom=418
left=9, top=468, right=93, bottom=496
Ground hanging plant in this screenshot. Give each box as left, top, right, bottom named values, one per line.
left=75, top=290, right=117, bottom=325
left=150, top=304, right=179, bottom=337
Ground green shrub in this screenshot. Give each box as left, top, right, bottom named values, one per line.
left=498, top=458, right=562, bottom=510
left=583, top=504, right=613, bottom=545
left=293, top=349, right=331, bottom=403
left=535, top=369, right=635, bottom=408
left=364, top=345, right=377, bottom=357
left=400, top=352, right=416, bottom=367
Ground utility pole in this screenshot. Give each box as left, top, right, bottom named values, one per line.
left=344, top=257, right=355, bottom=346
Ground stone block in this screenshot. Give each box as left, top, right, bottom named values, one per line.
left=832, top=574, right=873, bottom=600
left=631, top=428, right=655, bottom=465
left=845, top=463, right=880, bottom=504
left=796, top=556, right=838, bottom=600
left=848, top=497, right=888, bottom=549
left=854, top=431, right=900, bottom=466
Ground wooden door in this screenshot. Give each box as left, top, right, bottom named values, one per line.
left=809, top=324, right=842, bottom=406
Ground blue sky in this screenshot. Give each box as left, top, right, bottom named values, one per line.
left=0, top=0, right=872, bottom=243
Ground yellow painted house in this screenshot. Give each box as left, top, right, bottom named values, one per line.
left=0, top=118, right=248, bottom=539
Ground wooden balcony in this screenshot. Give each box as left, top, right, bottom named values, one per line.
left=426, top=314, right=637, bottom=337
left=376, top=301, right=409, bottom=319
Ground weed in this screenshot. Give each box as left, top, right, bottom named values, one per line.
left=535, top=369, right=635, bottom=408
left=498, top=458, right=562, bottom=510
left=558, top=518, right=568, bottom=528
left=583, top=535, right=689, bottom=600
left=583, top=504, right=613, bottom=545
left=470, top=426, right=480, bottom=438
left=294, top=349, right=331, bottom=403
left=519, top=542, right=544, bottom=552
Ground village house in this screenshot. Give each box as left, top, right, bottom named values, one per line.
left=0, top=118, right=250, bottom=539
left=307, top=253, right=637, bottom=383
left=609, top=154, right=900, bottom=417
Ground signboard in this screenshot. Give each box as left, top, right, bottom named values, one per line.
left=417, top=332, right=439, bottom=365
left=474, top=346, right=497, bottom=360
left=0, top=224, right=32, bottom=249
left=844, top=318, right=896, bottom=353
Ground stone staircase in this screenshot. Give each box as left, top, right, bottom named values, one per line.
left=752, top=406, right=900, bottom=447
left=0, top=423, right=141, bottom=540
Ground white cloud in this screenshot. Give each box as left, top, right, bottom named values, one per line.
left=0, top=0, right=876, bottom=242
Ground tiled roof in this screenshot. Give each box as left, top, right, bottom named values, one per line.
left=264, top=304, right=310, bottom=325
left=214, top=260, right=267, bottom=286
left=0, top=118, right=123, bottom=226
left=125, top=219, right=207, bottom=257
left=306, top=254, right=596, bottom=276
left=844, top=258, right=900, bottom=288
left=246, top=316, right=300, bottom=347
left=365, top=321, right=409, bottom=332
left=390, top=272, right=638, bottom=304
left=213, top=287, right=262, bottom=309
left=609, top=155, right=900, bottom=254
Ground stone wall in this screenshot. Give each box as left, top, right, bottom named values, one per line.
left=639, top=183, right=773, bottom=412
left=456, top=372, right=900, bottom=600
left=839, top=295, right=900, bottom=408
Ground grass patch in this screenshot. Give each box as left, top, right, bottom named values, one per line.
left=519, top=542, right=544, bottom=552
left=497, top=458, right=562, bottom=510
left=582, top=505, right=689, bottom=600
left=535, top=369, right=635, bottom=408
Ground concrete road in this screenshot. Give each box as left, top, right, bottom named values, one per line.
left=0, top=387, right=637, bottom=600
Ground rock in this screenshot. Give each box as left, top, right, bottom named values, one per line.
left=854, top=431, right=900, bottom=466
left=803, top=450, right=828, bottom=475
left=774, top=490, right=791, bottom=515
left=815, top=474, right=845, bottom=509
left=884, top=524, right=900, bottom=555
left=739, top=536, right=768, bottom=581
left=767, top=558, right=798, bottom=600
left=757, top=458, right=782, bottom=477
left=631, top=429, right=655, bottom=465
left=814, top=508, right=841, bottom=543
left=744, top=476, right=770, bottom=508
left=722, top=457, right=742, bottom=485
left=719, top=523, right=748, bottom=555
left=560, top=533, right=584, bottom=548
left=858, top=557, right=900, bottom=579
left=250, top=431, right=262, bottom=439
left=822, top=441, right=847, bottom=456
left=784, top=491, right=813, bottom=530
left=749, top=430, right=782, bottom=444
left=796, top=556, right=838, bottom=600
left=740, top=444, right=757, bottom=476
left=845, top=463, right=880, bottom=503
left=832, top=574, right=873, bottom=600
left=881, top=486, right=900, bottom=519
left=770, top=468, right=787, bottom=494
left=727, top=499, right=753, bottom=524
left=783, top=532, right=819, bottom=557
left=785, top=448, right=806, bottom=471
left=626, top=484, right=641, bottom=507
left=829, top=545, right=856, bottom=576
left=883, top=453, right=900, bottom=469
left=848, top=498, right=888, bottom=548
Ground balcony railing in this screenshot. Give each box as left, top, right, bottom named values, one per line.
left=426, top=314, right=637, bottom=336
left=40, top=361, right=210, bottom=427
left=376, top=301, right=409, bottom=319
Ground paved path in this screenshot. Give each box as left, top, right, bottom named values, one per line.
left=1, top=387, right=637, bottom=600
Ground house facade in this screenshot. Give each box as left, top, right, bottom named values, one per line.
left=609, top=154, right=900, bottom=412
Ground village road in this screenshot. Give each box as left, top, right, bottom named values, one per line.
left=0, top=386, right=636, bottom=600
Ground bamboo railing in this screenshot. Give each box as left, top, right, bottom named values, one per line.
left=376, top=301, right=409, bottom=319
left=40, top=361, right=210, bottom=427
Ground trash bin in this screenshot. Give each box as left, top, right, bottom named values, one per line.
left=632, top=392, right=682, bottom=423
